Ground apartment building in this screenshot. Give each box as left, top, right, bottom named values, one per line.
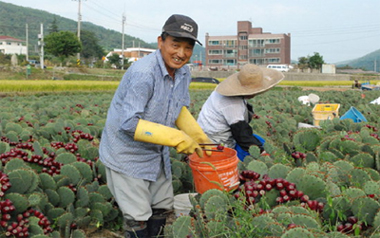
left=0, top=36, right=27, bottom=55
left=205, top=21, right=291, bottom=69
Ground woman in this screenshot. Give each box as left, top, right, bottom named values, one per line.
left=197, top=64, right=284, bottom=161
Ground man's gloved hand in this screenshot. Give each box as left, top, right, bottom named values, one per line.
left=176, top=131, right=204, bottom=157
left=176, top=106, right=213, bottom=156
left=134, top=119, right=204, bottom=157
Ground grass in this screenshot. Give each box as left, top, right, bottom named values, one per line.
left=0, top=79, right=365, bottom=93
left=0, top=80, right=119, bottom=92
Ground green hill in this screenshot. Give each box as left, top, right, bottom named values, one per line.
left=0, top=1, right=154, bottom=57
left=336, top=49, right=380, bottom=72
left=0, top=1, right=206, bottom=63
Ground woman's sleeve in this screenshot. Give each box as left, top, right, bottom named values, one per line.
left=230, top=121, right=264, bottom=152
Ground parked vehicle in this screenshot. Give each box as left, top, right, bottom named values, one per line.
left=267, top=64, right=290, bottom=72
left=191, top=77, right=220, bottom=84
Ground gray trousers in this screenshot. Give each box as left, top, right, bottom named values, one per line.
left=105, top=166, right=174, bottom=221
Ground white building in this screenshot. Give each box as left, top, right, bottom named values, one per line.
left=0, top=36, right=27, bottom=55
left=106, top=47, right=156, bottom=62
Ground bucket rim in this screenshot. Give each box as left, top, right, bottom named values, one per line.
left=188, top=147, right=237, bottom=163
left=188, top=157, right=239, bottom=171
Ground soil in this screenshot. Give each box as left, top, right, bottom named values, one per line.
left=299, top=86, right=353, bottom=92
left=84, top=212, right=178, bottom=238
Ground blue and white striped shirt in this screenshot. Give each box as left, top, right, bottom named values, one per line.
left=99, top=50, right=191, bottom=181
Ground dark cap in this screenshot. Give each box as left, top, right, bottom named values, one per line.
left=162, top=14, right=202, bottom=46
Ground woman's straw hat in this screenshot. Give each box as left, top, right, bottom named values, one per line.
left=216, top=64, right=285, bottom=96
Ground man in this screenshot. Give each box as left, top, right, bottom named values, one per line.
left=99, top=14, right=211, bottom=238
left=197, top=64, right=284, bottom=161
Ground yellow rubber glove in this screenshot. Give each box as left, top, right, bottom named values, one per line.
left=134, top=119, right=204, bottom=157
left=175, top=106, right=213, bottom=156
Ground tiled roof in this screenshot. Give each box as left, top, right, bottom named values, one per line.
left=0, top=36, right=24, bottom=42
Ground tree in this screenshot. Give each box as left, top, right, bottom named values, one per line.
left=107, top=53, right=122, bottom=68
left=80, top=30, right=105, bottom=61
left=48, top=16, right=59, bottom=34
left=297, top=56, right=309, bottom=71
left=309, top=52, right=324, bottom=69
left=44, top=31, right=82, bottom=64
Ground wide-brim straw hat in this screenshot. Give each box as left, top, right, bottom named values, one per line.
left=216, top=64, right=285, bottom=96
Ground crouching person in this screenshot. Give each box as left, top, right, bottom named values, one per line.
left=197, top=64, right=284, bottom=161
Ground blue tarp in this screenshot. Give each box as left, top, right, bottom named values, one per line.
left=340, top=106, right=367, bottom=123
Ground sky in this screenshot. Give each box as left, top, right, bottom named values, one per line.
left=3, top=0, right=380, bottom=63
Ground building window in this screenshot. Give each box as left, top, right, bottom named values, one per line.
left=240, top=45, right=248, bottom=50
left=250, top=49, right=263, bottom=56
left=268, top=58, right=280, bottom=63
left=239, top=55, right=248, bottom=60
left=266, top=39, right=280, bottom=44
left=224, top=49, right=237, bottom=57
left=250, top=59, right=266, bottom=64
left=225, top=59, right=236, bottom=65
left=265, top=48, right=280, bottom=54
left=7, top=42, right=11, bottom=45
left=209, top=59, right=222, bottom=64
left=225, top=40, right=235, bottom=47
left=209, top=49, right=222, bottom=55
left=248, top=39, right=265, bottom=47
left=240, top=35, right=248, bottom=40
left=209, top=40, right=220, bottom=46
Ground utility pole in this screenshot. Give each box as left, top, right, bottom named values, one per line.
left=26, top=24, right=29, bottom=62
left=121, top=13, right=126, bottom=70
left=375, top=59, right=377, bottom=72
left=73, top=0, right=83, bottom=65
left=38, top=23, right=44, bottom=69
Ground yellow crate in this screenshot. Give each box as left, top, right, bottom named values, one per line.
left=312, top=104, right=340, bottom=126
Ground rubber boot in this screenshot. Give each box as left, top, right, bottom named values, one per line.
left=124, top=220, right=149, bottom=238
left=125, top=228, right=149, bottom=238
left=147, top=209, right=167, bottom=238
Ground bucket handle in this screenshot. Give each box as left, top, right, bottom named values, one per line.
left=194, top=166, right=224, bottom=190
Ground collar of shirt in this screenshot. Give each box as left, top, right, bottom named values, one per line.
left=155, top=49, right=188, bottom=84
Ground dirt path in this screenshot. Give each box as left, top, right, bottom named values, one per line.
left=300, top=86, right=353, bottom=92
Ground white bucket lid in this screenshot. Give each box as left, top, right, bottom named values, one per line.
left=308, top=93, right=320, bottom=104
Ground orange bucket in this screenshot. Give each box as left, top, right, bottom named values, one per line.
left=188, top=147, right=240, bottom=194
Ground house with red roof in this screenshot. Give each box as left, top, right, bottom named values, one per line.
left=0, top=36, right=27, bottom=55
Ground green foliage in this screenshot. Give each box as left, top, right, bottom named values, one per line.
left=55, top=152, right=77, bottom=164
left=281, top=227, right=315, bottom=237
left=1, top=87, right=380, bottom=237
left=7, top=169, right=39, bottom=194
left=4, top=193, right=29, bottom=213
left=80, top=30, right=105, bottom=60
left=309, top=52, right=325, bottom=69
left=57, top=186, right=75, bottom=208
left=44, top=31, right=82, bottom=63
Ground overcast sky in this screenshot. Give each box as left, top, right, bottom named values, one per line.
left=3, top=0, right=380, bottom=63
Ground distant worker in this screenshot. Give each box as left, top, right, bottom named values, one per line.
left=353, top=79, right=361, bottom=89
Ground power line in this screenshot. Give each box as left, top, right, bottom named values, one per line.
left=82, top=1, right=120, bottom=23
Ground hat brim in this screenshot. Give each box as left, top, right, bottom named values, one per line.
left=216, top=67, right=284, bottom=96
left=165, top=31, right=202, bottom=46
